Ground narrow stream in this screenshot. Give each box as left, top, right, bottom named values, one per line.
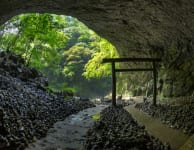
left=26, top=105, right=107, bottom=150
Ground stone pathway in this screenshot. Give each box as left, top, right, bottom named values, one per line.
left=125, top=105, right=190, bottom=150
left=26, top=105, right=107, bottom=150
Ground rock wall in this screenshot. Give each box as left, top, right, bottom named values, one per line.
left=0, top=0, right=194, bottom=96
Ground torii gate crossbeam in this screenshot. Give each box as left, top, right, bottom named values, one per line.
left=102, top=58, right=161, bottom=106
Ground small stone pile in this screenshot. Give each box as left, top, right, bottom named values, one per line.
left=135, top=101, right=194, bottom=135
left=0, top=51, right=42, bottom=80
left=0, top=51, right=95, bottom=149
left=84, top=106, right=170, bottom=150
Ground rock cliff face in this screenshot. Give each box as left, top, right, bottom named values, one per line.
left=0, top=0, right=194, bottom=96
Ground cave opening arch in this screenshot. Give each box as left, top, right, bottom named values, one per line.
left=1, top=0, right=194, bottom=97
left=0, top=13, right=120, bottom=98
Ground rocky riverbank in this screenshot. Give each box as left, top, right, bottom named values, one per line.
left=0, top=51, right=95, bottom=149
left=135, top=101, right=194, bottom=135
left=84, top=105, right=171, bottom=150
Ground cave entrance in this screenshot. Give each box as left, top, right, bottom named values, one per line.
left=103, top=57, right=161, bottom=106
left=0, top=13, right=119, bottom=98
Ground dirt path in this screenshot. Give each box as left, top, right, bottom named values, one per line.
left=26, top=105, right=107, bottom=150
left=125, top=105, right=190, bottom=150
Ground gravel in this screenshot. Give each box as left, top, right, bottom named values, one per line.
left=84, top=105, right=171, bottom=150
left=135, top=101, right=194, bottom=135
left=0, top=51, right=95, bottom=149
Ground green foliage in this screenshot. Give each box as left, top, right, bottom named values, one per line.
left=62, top=44, right=92, bottom=79
left=0, top=13, right=118, bottom=97
left=83, top=39, right=119, bottom=79
left=92, top=113, right=101, bottom=120
left=47, top=83, right=77, bottom=94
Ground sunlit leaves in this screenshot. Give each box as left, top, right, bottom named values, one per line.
left=83, top=38, right=119, bottom=79
left=92, top=114, right=101, bottom=120
left=0, top=13, right=118, bottom=95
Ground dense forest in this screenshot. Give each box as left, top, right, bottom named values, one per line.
left=0, top=13, right=118, bottom=98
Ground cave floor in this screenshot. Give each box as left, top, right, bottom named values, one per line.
left=25, top=100, right=192, bottom=150
left=26, top=104, right=107, bottom=150
left=179, top=134, right=194, bottom=150
left=125, top=105, right=190, bottom=150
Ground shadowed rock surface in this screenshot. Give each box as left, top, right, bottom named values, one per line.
left=0, top=0, right=194, bottom=97
left=84, top=106, right=171, bottom=150
left=0, top=0, right=194, bottom=54
left=135, top=101, right=194, bottom=135
left=1, top=1, right=194, bottom=149
left=1, top=0, right=194, bottom=96
left=0, top=52, right=95, bottom=149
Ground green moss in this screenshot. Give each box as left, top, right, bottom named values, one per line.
left=92, top=113, right=101, bottom=120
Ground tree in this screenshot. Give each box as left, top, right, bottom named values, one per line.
left=83, top=38, right=119, bottom=79
left=0, top=13, right=118, bottom=97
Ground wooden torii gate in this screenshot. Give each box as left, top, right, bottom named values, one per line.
left=102, top=58, right=161, bottom=106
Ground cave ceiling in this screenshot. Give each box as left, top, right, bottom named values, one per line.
left=0, top=0, right=194, bottom=57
